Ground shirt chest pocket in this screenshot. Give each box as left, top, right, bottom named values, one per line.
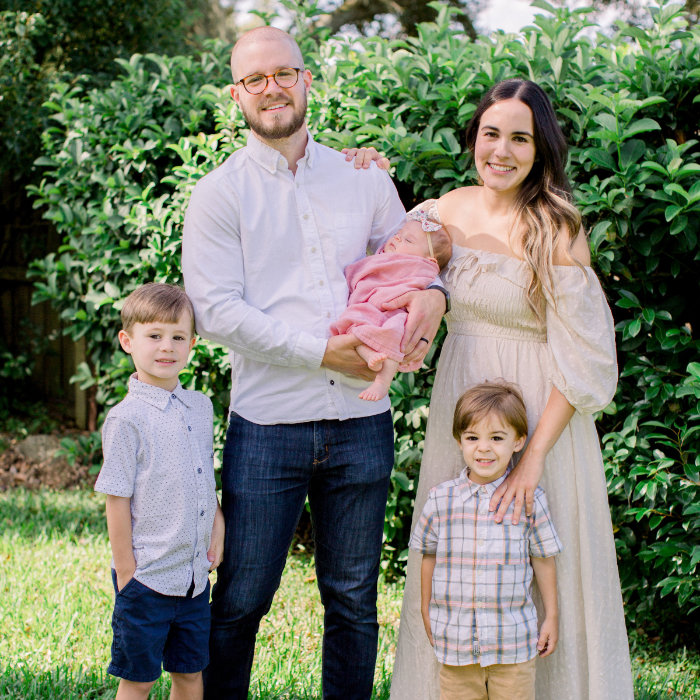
left=332, top=213, right=368, bottom=265
left=496, top=523, right=528, bottom=565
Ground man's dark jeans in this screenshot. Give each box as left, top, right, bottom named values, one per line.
left=203, top=410, right=395, bottom=699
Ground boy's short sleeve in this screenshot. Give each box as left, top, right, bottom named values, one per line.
left=94, top=414, right=140, bottom=498
left=409, top=489, right=440, bottom=555
left=528, top=487, right=562, bottom=559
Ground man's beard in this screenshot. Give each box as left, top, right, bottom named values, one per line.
left=240, top=91, right=307, bottom=140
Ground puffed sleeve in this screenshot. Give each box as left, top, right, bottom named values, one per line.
left=546, top=266, right=618, bottom=414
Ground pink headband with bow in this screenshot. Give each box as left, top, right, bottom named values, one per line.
left=406, top=208, right=442, bottom=259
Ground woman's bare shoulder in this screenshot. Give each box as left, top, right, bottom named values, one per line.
left=438, top=186, right=480, bottom=206
left=554, top=226, right=591, bottom=266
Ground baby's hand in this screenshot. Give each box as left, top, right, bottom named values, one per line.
left=537, top=615, right=558, bottom=657
left=208, top=505, right=225, bottom=571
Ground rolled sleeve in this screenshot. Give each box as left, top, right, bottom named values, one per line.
left=409, top=490, right=440, bottom=554
left=528, top=488, right=562, bottom=559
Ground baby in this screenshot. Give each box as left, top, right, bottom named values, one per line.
left=331, top=209, right=451, bottom=400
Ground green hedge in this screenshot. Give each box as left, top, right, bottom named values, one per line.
left=28, top=1, right=699, bottom=634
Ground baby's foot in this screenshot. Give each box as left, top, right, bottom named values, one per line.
left=365, top=351, right=386, bottom=372
left=359, top=382, right=389, bottom=401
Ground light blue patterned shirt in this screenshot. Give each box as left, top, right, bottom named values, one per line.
left=95, top=375, right=216, bottom=596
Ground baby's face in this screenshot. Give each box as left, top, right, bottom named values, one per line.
left=383, top=220, right=431, bottom=258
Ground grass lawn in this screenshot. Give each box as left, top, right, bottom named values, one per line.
left=0, top=489, right=697, bottom=699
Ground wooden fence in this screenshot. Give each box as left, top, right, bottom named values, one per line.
left=1, top=178, right=87, bottom=428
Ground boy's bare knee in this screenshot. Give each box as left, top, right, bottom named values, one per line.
left=169, top=671, right=203, bottom=699
left=116, top=678, right=157, bottom=700
left=170, top=671, right=202, bottom=683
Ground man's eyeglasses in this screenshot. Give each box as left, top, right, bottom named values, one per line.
left=235, top=67, right=303, bottom=95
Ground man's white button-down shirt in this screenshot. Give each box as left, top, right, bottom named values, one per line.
left=182, top=132, right=406, bottom=424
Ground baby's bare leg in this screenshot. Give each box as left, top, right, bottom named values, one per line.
left=359, top=358, right=399, bottom=401
left=356, top=343, right=387, bottom=371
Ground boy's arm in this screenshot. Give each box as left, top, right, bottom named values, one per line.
left=105, top=494, right=136, bottom=592
left=531, top=556, right=558, bottom=657
left=207, top=501, right=225, bottom=571
left=420, top=554, right=436, bottom=646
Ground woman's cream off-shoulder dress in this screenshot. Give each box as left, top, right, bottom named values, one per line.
left=390, top=240, right=633, bottom=699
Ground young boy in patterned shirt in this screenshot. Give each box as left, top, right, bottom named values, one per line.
left=410, top=381, right=561, bottom=700
left=95, top=283, right=224, bottom=700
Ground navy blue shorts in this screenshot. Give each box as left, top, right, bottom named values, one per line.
left=108, top=570, right=211, bottom=683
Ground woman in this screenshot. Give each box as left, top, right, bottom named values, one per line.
left=388, top=80, right=633, bottom=699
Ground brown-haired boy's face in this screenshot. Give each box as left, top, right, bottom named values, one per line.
left=118, top=312, right=195, bottom=391
left=458, top=412, right=526, bottom=485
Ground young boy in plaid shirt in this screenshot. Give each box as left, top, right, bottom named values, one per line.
left=410, top=381, right=561, bottom=700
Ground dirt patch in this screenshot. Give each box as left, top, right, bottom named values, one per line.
left=0, top=433, right=93, bottom=491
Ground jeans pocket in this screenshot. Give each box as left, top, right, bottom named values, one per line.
left=115, top=574, right=142, bottom=598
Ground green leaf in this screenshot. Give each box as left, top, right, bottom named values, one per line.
left=584, top=148, right=616, bottom=170
left=622, top=118, right=660, bottom=139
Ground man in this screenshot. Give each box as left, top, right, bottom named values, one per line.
left=182, top=26, right=445, bottom=699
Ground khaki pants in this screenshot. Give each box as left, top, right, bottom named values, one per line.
left=439, top=657, right=536, bottom=700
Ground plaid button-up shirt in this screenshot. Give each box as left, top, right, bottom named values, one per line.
left=410, top=469, right=562, bottom=667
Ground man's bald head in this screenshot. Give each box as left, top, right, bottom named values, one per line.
left=230, top=27, right=304, bottom=81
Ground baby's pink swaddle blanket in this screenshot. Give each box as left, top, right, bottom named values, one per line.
left=330, top=252, right=439, bottom=371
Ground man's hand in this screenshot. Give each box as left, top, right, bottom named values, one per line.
left=322, top=335, right=376, bottom=381
left=384, top=288, right=446, bottom=367
left=341, top=147, right=391, bottom=171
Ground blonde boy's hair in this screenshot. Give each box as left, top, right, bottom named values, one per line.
left=121, top=283, right=195, bottom=335
left=452, top=380, right=528, bottom=440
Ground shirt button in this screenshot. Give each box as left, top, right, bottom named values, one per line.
left=303, top=214, right=309, bottom=220
left=310, top=246, right=317, bottom=253
left=188, top=426, right=192, bottom=431
left=197, top=468, right=202, bottom=474
left=329, top=380, right=335, bottom=386
left=478, top=540, right=484, bottom=547
left=171, top=394, right=176, bottom=399
left=318, top=280, right=324, bottom=286
left=200, top=510, right=205, bottom=516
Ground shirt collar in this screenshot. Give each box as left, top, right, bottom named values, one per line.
left=457, top=467, right=508, bottom=502
left=246, top=130, right=316, bottom=173
left=127, top=374, right=192, bottom=410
